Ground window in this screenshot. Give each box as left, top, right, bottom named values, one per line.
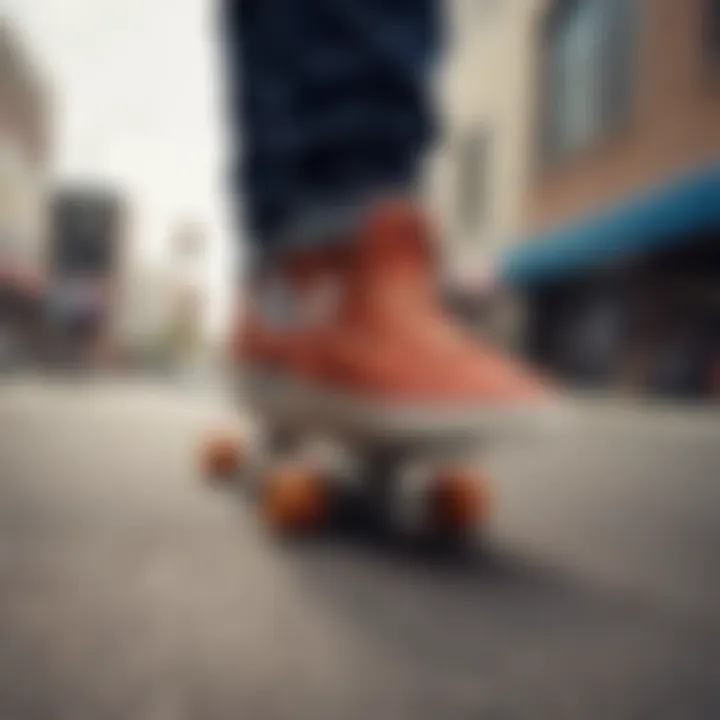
left=51, top=194, right=119, bottom=277
left=707, top=0, right=720, bottom=66
left=542, top=0, right=638, bottom=161
left=457, top=130, right=491, bottom=237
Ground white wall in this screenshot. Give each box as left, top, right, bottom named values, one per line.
left=433, top=0, right=545, bottom=281
left=0, top=134, right=48, bottom=278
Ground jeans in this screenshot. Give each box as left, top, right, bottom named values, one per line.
left=219, top=0, right=441, bottom=265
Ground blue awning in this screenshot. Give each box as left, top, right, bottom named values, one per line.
left=500, top=163, right=720, bottom=286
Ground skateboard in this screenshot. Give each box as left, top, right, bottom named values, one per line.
left=201, top=418, right=490, bottom=545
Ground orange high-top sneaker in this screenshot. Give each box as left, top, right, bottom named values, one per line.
left=234, top=199, right=552, bottom=441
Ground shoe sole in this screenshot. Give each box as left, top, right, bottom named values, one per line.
left=237, top=366, right=566, bottom=447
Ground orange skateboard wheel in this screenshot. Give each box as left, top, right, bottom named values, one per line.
left=263, top=464, right=328, bottom=533
left=201, top=433, right=244, bottom=480
left=427, top=467, right=489, bottom=530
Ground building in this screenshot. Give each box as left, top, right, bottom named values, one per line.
left=433, top=0, right=544, bottom=344
left=166, top=221, right=208, bottom=363
left=46, top=187, right=129, bottom=365
left=116, top=264, right=182, bottom=368
left=435, top=0, right=543, bottom=273
left=0, top=20, right=52, bottom=364
left=500, top=0, right=720, bottom=396
left=116, top=221, right=209, bottom=370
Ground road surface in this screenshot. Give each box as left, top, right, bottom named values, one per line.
left=1, top=377, right=719, bottom=719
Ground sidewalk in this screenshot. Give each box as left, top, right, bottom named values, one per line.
left=566, top=392, right=720, bottom=438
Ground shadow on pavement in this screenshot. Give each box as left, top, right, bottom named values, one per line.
left=264, top=520, right=720, bottom=719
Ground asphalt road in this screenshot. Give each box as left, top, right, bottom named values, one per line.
left=1, top=377, right=719, bottom=720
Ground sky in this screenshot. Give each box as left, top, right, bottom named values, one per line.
left=2, top=0, right=235, bottom=332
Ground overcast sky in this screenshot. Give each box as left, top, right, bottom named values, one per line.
left=3, top=0, right=235, bottom=330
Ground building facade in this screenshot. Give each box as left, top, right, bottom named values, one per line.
left=0, top=21, right=50, bottom=280
left=46, top=187, right=129, bottom=365
left=504, top=0, right=720, bottom=396
left=0, top=20, right=52, bottom=364
left=527, top=0, right=720, bottom=231
left=115, top=221, right=209, bottom=370
left=434, top=0, right=544, bottom=276
left=432, top=0, right=545, bottom=346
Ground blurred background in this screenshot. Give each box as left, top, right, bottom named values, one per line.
left=435, top=0, right=720, bottom=400
left=0, top=2, right=719, bottom=718
left=0, top=0, right=718, bottom=397
left=0, top=0, right=230, bottom=378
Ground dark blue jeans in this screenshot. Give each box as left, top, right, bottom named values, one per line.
left=220, top=0, right=441, bottom=265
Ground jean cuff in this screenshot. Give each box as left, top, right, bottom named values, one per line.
left=260, top=185, right=418, bottom=266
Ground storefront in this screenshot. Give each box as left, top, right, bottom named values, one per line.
left=501, top=164, right=720, bottom=398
